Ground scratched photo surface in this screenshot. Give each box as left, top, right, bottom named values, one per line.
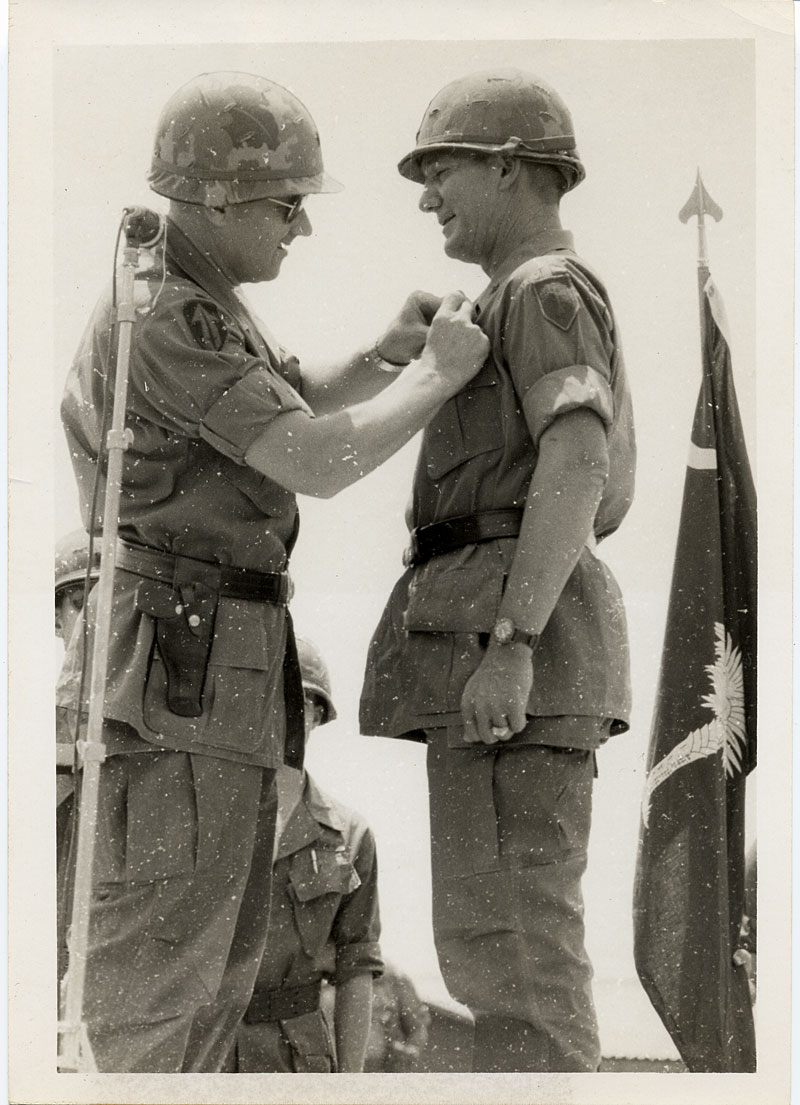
left=8, top=2, right=793, bottom=1103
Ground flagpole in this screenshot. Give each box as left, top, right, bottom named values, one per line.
left=678, top=168, right=723, bottom=340
left=633, top=174, right=757, bottom=1072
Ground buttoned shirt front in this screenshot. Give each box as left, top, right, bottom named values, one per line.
left=250, top=774, right=383, bottom=994
left=360, top=230, right=635, bottom=743
left=60, top=217, right=311, bottom=765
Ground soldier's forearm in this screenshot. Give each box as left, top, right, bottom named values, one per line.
left=499, top=407, right=609, bottom=635
left=299, top=345, right=396, bottom=414
left=334, top=974, right=373, bottom=1073
left=244, top=356, right=454, bottom=498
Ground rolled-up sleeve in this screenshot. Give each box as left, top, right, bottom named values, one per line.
left=522, top=364, right=614, bottom=447
left=127, top=294, right=310, bottom=462
left=201, top=368, right=310, bottom=462
left=332, top=825, right=384, bottom=983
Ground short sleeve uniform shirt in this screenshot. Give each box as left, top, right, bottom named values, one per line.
left=61, top=219, right=311, bottom=766
left=360, top=230, right=636, bottom=744
left=250, top=774, right=384, bottom=994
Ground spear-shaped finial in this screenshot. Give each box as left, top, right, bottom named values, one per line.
left=679, top=169, right=723, bottom=270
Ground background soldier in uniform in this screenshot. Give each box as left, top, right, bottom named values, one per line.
left=55, top=530, right=101, bottom=984
left=55, top=529, right=101, bottom=819
left=227, top=636, right=382, bottom=1074
left=59, top=70, right=488, bottom=1072
left=361, top=69, right=636, bottom=1072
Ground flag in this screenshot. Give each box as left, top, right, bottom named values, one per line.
left=633, top=275, right=757, bottom=1072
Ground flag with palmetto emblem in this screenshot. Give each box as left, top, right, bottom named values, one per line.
left=632, top=212, right=757, bottom=1071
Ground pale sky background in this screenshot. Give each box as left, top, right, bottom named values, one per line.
left=9, top=2, right=795, bottom=1103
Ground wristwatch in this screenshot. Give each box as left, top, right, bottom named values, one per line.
left=492, top=617, right=539, bottom=650
left=372, top=340, right=408, bottom=372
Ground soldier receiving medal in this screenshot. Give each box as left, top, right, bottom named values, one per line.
left=361, top=69, right=635, bottom=1073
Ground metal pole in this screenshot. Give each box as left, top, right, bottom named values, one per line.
left=678, top=169, right=723, bottom=342
left=57, top=211, right=162, bottom=1072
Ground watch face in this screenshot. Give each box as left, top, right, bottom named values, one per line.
left=494, top=617, right=514, bottom=643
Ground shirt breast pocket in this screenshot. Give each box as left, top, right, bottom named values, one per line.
left=288, top=845, right=360, bottom=958
left=424, top=365, right=504, bottom=481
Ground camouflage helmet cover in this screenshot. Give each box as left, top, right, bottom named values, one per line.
left=148, top=71, right=343, bottom=206
left=296, top=635, right=337, bottom=725
left=55, top=529, right=101, bottom=597
left=398, top=68, right=585, bottom=193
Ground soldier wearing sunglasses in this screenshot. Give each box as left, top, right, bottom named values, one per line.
left=59, top=70, right=487, bottom=1073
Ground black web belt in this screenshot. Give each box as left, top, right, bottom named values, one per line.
left=115, top=540, right=291, bottom=603
left=404, top=508, right=524, bottom=568
left=243, top=980, right=322, bottom=1024
left=115, top=540, right=305, bottom=769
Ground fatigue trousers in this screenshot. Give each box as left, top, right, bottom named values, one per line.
left=63, top=746, right=276, bottom=1072
left=426, top=732, right=600, bottom=1073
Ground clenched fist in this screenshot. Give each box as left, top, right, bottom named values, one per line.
left=421, top=292, right=489, bottom=394
left=376, top=290, right=443, bottom=368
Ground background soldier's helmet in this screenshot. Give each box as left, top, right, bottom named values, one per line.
left=55, top=530, right=101, bottom=599
left=398, top=68, right=585, bottom=194
left=148, top=71, right=343, bottom=207
left=297, top=635, right=337, bottom=725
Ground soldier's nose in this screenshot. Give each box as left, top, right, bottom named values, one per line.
left=290, top=209, right=313, bottom=238
left=419, top=184, right=441, bottom=212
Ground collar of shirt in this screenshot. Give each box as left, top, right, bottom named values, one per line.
left=275, top=773, right=347, bottom=860
left=163, top=218, right=282, bottom=364
left=474, top=228, right=576, bottom=318
left=164, top=218, right=243, bottom=318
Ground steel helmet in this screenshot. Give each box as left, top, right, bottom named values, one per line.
left=148, top=71, right=343, bottom=207
left=297, top=635, right=337, bottom=725
left=55, top=529, right=101, bottom=598
left=398, top=69, right=585, bottom=193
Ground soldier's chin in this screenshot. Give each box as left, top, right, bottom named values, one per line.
left=443, top=237, right=467, bottom=262
left=442, top=227, right=468, bottom=259
left=256, top=250, right=285, bottom=282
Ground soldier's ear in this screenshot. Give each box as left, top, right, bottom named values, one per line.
left=497, top=156, right=522, bottom=189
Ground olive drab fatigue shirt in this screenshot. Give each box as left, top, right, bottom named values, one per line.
left=360, top=230, right=636, bottom=745
left=249, top=774, right=383, bottom=994
left=61, top=217, right=311, bottom=766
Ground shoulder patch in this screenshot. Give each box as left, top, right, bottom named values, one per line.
left=182, top=300, right=228, bottom=351
left=533, top=275, right=580, bottom=332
